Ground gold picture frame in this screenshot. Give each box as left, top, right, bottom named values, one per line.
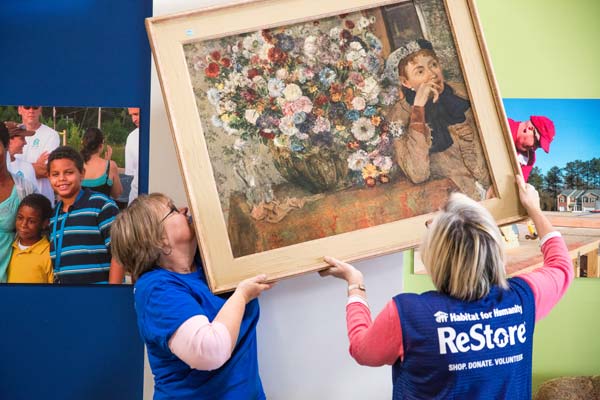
left=147, top=0, right=525, bottom=293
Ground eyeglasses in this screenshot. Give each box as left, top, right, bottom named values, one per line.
left=22, top=106, right=41, bottom=110
left=160, top=204, right=180, bottom=223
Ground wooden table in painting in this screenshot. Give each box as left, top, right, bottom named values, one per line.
left=227, top=177, right=458, bottom=258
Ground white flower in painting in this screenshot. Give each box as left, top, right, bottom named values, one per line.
left=230, top=72, right=251, bottom=88
left=347, top=150, right=370, bottom=172
left=346, top=41, right=366, bottom=63
left=244, top=109, right=260, bottom=125
left=351, top=117, right=376, bottom=141
left=369, top=135, right=381, bottom=146
left=279, top=115, right=300, bottom=137
left=276, top=68, right=289, bottom=80
left=303, top=35, right=319, bottom=58
left=283, top=83, right=302, bottom=101
left=312, top=116, right=331, bottom=133
left=222, top=80, right=237, bottom=95
left=329, top=27, right=341, bottom=40
left=351, top=96, right=366, bottom=111
left=206, top=88, right=220, bottom=106
left=252, top=75, right=266, bottom=89
left=389, top=121, right=404, bottom=138
left=373, top=155, right=393, bottom=173
left=222, top=100, right=237, bottom=112
left=273, top=135, right=290, bottom=148
left=276, top=96, right=287, bottom=108
left=360, top=76, right=381, bottom=101
left=211, top=115, right=223, bottom=128
left=242, top=33, right=264, bottom=53
left=258, top=43, right=273, bottom=60
left=295, top=66, right=315, bottom=83
left=233, top=138, right=247, bottom=151
left=268, top=78, right=285, bottom=97
left=358, top=16, right=371, bottom=29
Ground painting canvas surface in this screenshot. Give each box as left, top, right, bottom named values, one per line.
left=182, top=0, right=492, bottom=258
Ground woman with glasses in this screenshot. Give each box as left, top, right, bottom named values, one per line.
left=111, top=193, right=273, bottom=399
left=320, top=175, right=573, bottom=399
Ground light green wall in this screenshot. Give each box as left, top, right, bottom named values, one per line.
left=403, top=2, right=600, bottom=390
left=475, top=0, right=600, bottom=98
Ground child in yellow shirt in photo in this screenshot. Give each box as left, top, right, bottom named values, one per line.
left=7, top=193, right=53, bottom=283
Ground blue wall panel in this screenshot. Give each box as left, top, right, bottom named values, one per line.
left=0, top=1, right=151, bottom=399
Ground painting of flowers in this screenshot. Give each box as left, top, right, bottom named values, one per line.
left=181, top=0, right=494, bottom=258
left=148, top=0, right=523, bottom=291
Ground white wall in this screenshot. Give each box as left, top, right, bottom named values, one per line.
left=147, top=1, right=406, bottom=398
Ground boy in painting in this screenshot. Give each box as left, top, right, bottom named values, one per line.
left=47, top=146, right=122, bottom=284
left=7, top=194, right=53, bottom=283
left=384, top=39, right=491, bottom=200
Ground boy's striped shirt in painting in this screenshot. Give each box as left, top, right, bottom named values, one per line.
left=50, top=189, right=119, bottom=284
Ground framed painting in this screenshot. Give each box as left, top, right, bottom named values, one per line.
left=147, top=0, right=526, bottom=293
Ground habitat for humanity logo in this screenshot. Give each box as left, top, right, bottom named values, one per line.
left=434, top=311, right=448, bottom=323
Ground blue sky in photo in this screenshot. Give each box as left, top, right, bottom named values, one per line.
left=502, top=98, right=600, bottom=174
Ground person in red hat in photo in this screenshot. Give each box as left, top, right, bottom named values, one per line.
left=508, top=115, right=555, bottom=181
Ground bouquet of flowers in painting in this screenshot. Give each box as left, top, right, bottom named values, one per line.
left=191, top=12, right=400, bottom=194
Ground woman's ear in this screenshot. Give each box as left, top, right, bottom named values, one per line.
left=42, top=218, right=50, bottom=230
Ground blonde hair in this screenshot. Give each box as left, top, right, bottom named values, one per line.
left=420, top=192, right=507, bottom=301
left=111, top=193, right=170, bottom=281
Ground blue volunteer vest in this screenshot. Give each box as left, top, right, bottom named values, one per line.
left=392, top=277, right=535, bottom=399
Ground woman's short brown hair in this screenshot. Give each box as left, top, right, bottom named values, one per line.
left=111, top=193, right=171, bottom=281
left=420, top=192, right=507, bottom=301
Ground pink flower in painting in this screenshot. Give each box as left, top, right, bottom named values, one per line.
left=347, top=71, right=365, bottom=87
left=282, top=101, right=295, bottom=116
left=292, top=96, right=313, bottom=114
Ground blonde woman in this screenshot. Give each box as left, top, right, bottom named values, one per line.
left=321, top=176, right=573, bottom=399
left=111, top=193, right=272, bottom=399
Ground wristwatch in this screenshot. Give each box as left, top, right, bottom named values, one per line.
left=348, top=283, right=366, bottom=294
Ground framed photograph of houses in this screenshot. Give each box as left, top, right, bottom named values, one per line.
left=147, top=0, right=526, bottom=293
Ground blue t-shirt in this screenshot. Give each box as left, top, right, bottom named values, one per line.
left=392, top=277, right=535, bottom=399
left=134, top=259, right=265, bottom=400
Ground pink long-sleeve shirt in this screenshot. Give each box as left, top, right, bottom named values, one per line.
left=345, top=232, right=573, bottom=366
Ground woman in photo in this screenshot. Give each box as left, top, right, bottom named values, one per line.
left=0, top=122, right=38, bottom=282
left=80, top=127, right=123, bottom=200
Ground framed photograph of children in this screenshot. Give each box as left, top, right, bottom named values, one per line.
left=147, top=0, right=526, bottom=293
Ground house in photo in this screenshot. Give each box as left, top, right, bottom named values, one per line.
left=557, top=189, right=600, bottom=212
left=557, top=189, right=585, bottom=212
left=580, top=190, right=600, bottom=211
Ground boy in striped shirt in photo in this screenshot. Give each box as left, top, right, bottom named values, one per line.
left=48, top=146, right=121, bottom=284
